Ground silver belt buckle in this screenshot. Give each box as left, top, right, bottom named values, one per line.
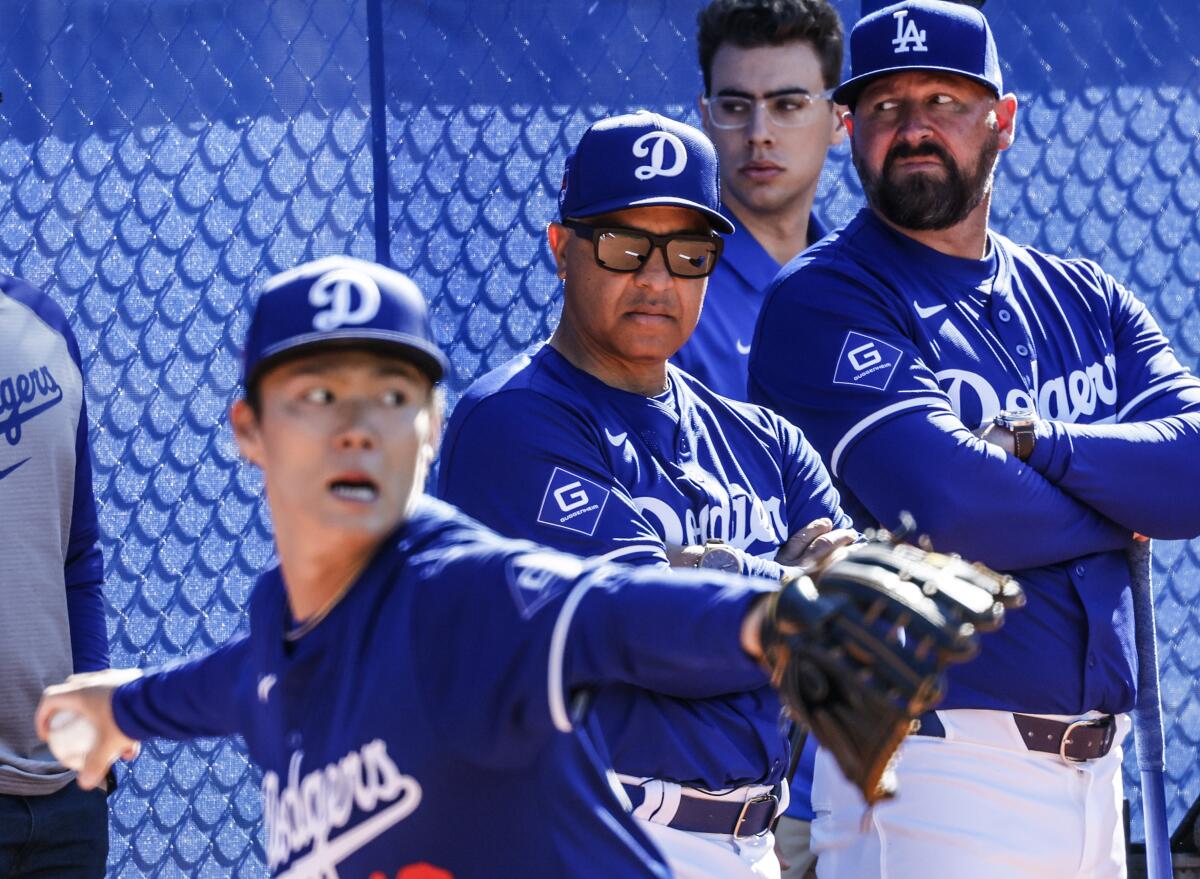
left=1058, top=718, right=1102, bottom=765
left=734, top=793, right=777, bottom=839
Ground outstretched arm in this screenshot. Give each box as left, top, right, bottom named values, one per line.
left=35, top=668, right=143, bottom=790
left=36, top=636, right=254, bottom=788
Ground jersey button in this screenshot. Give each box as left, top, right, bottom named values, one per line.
left=1015, top=344, right=1029, bottom=357
left=997, top=309, right=1012, bottom=323
left=1087, top=653, right=1097, bottom=669
left=1074, top=564, right=1086, bottom=577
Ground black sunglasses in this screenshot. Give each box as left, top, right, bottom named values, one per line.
left=562, top=219, right=724, bottom=279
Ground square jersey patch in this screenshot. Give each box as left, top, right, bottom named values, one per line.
left=537, top=467, right=611, bottom=536
left=833, top=331, right=903, bottom=391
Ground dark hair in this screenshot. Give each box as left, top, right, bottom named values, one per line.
left=697, top=0, right=844, bottom=94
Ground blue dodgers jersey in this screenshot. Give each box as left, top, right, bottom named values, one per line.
left=439, top=344, right=849, bottom=789
left=672, top=212, right=826, bottom=402
left=113, top=499, right=776, bottom=878
left=749, top=208, right=1199, bottom=714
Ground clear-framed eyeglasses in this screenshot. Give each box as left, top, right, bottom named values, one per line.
left=701, top=91, right=836, bottom=129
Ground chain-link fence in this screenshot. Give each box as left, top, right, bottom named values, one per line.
left=0, top=0, right=1197, bottom=873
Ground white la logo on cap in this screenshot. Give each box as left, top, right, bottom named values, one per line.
left=309, top=268, right=382, bottom=331
left=892, top=9, right=928, bottom=53
left=632, top=131, right=687, bottom=180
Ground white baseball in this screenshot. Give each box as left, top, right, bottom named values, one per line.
left=47, top=710, right=97, bottom=771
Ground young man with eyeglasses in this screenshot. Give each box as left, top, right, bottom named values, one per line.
left=675, top=4, right=848, bottom=875
left=439, top=112, right=855, bottom=879
left=672, top=0, right=846, bottom=403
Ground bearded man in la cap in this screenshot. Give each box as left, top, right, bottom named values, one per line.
left=748, top=2, right=1200, bottom=877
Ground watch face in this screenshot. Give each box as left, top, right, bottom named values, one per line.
left=699, top=545, right=742, bottom=573
left=996, top=407, right=1037, bottom=428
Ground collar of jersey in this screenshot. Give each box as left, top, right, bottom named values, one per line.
left=259, top=516, right=415, bottom=650
left=715, top=205, right=827, bottom=293
left=858, top=208, right=1001, bottom=289
left=538, top=345, right=687, bottom=442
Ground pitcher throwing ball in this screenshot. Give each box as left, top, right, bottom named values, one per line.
left=37, top=256, right=1016, bottom=878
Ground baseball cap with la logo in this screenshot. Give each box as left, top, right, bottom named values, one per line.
left=834, top=0, right=1003, bottom=110
left=242, top=255, right=449, bottom=389
left=558, top=111, right=735, bottom=234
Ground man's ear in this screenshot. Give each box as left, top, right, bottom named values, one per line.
left=547, top=221, right=570, bottom=281
left=829, top=103, right=849, bottom=147
left=425, top=387, right=445, bottom=460
left=415, top=386, right=445, bottom=478
left=842, top=110, right=855, bottom=140
left=994, top=93, right=1019, bottom=151
left=230, top=398, right=264, bottom=467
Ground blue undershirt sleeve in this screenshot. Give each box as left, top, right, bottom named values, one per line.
left=58, top=314, right=108, bottom=674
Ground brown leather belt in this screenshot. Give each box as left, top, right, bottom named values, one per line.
left=1012, top=713, right=1118, bottom=762
left=622, top=782, right=780, bottom=839
left=914, top=711, right=1118, bottom=763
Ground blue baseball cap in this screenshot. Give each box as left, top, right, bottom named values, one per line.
left=242, top=256, right=448, bottom=389
left=860, top=0, right=984, bottom=13
left=835, top=0, right=1002, bottom=109
left=558, top=111, right=735, bottom=234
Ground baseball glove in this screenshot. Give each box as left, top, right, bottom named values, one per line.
left=760, top=520, right=1024, bottom=805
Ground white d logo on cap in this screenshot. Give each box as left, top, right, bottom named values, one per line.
left=632, top=131, right=688, bottom=180
left=309, top=268, right=382, bottom=331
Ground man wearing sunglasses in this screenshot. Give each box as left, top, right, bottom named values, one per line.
left=439, top=111, right=855, bottom=879
left=672, top=0, right=846, bottom=404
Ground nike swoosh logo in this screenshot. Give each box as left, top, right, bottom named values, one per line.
left=275, top=783, right=423, bottom=879
left=604, top=428, right=628, bottom=447
left=736, top=339, right=752, bottom=356
left=914, top=302, right=947, bottom=319
left=0, top=458, right=30, bottom=481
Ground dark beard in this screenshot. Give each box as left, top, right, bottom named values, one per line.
left=854, top=134, right=1000, bottom=231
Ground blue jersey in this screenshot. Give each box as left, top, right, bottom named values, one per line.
left=438, top=344, right=849, bottom=790
left=112, top=498, right=774, bottom=878
left=673, top=212, right=826, bottom=402
left=749, top=208, right=1200, bottom=715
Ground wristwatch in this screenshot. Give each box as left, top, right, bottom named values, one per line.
left=993, top=408, right=1038, bottom=462
left=697, top=539, right=743, bottom=574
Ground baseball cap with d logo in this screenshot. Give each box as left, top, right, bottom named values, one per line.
left=834, top=0, right=1003, bottom=110
left=242, top=255, right=449, bottom=390
left=558, top=111, right=735, bottom=234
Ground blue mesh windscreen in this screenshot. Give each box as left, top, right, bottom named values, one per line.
left=0, top=0, right=1196, bottom=873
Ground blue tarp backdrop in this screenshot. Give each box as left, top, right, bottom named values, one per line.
left=0, top=1, right=1197, bottom=874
